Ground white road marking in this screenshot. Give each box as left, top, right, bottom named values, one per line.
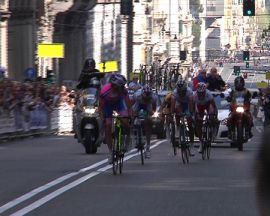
left=0, top=159, right=108, bottom=214
left=255, top=126, right=264, bottom=133
left=226, top=70, right=233, bottom=83
left=10, top=140, right=166, bottom=216
left=0, top=139, right=159, bottom=214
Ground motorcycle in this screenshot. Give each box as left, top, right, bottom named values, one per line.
left=230, top=96, right=250, bottom=151
left=74, top=82, right=104, bottom=154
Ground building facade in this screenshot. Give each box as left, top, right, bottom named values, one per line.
left=0, top=0, right=9, bottom=71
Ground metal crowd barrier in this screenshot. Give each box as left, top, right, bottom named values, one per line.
left=0, top=106, right=74, bottom=141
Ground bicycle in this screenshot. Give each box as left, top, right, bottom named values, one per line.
left=177, top=113, right=191, bottom=164
left=112, top=113, right=130, bottom=175
left=201, top=113, right=215, bottom=160
left=168, top=115, right=177, bottom=156
left=133, top=112, right=146, bottom=165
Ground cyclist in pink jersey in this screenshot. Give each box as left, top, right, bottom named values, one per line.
left=99, top=73, right=131, bottom=163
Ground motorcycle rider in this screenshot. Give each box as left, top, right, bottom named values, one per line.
left=226, top=76, right=253, bottom=138
left=98, top=73, right=131, bottom=163
left=171, top=79, right=195, bottom=156
left=74, top=58, right=104, bottom=140
left=77, top=58, right=104, bottom=89
left=132, top=84, right=157, bottom=159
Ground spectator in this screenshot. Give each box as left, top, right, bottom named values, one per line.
left=206, top=67, right=226, bottom=91
left=192, top=68, right=207, bottom=91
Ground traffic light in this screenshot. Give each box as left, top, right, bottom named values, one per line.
left=46, top=69, right=55, bottom=85
left=233, top=66, right=241, bottom=76
left=246, top=62, right=249, bottom=68
left=243, top=0, right=255, bottom=16
left=180, top=51, right=187, bottom=60
left=243, top=51, right=250, bottom=61
left=121, top=0, right=133, bottom=15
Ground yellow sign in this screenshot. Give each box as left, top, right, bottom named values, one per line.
left=98, top=61, right=118, bottom=72
left=266, top=71, right=270, bottom=80
left=256, top=81, right=268, bottom=89
left=38, top=43, right=65, bottom=58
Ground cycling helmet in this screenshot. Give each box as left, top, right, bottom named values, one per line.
left=176, top=79, right=187, bottom=92
left=83, top=58, right=96, bottom=70
left=142, top=84, right=152, bottom=98
left=197, top=82, right=207, bottom=93
left=110, top=73, right=127, bottom=87
left=234, top=76, right=245, bottom=91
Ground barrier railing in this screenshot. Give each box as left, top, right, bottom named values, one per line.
left=0, top=106, right=74, bottom=140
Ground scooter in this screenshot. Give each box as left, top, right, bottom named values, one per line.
left=74, top=85, right=104, bottom=154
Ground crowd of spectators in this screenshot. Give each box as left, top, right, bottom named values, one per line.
left=0, top=77, right=75, bottom=130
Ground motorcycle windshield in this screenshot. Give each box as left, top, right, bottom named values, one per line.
left=82, top=88, right=98, bottom=106
left=235, top=97, right=244, bottom=106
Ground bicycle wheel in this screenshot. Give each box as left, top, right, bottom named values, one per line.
left=180, top=125, right=189, bottom=164
left=112, top=126, right=120, bottom=175
left=201, top=141, right=207, bottom=160
left=112, top=151, right=118, bottom=175
left=170, top=123, right=177, bottom=155
left=206, top=127, right=212, bottom=160
left=119, top=155, right=124, bottom=174
left=138, top=127, right=144, bottom=165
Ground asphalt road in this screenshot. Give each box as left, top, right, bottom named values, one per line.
left=0, top=126, right=263, bottom=216
left=0, top=64, right=266, bottom=216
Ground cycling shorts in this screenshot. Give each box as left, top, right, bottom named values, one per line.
left=102, top=99, right=128, bottom=118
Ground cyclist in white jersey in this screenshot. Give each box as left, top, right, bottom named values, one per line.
left=193, top=82, right=217, bottom=153
left=171, top=79, right=195, bottom=156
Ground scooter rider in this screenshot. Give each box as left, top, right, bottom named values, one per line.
left=226, top=76, right=253, bottom=138
left=77, top=58, right=105, bottom=89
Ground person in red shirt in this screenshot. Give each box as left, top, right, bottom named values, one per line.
left=192, top=69, right=207, bottom=91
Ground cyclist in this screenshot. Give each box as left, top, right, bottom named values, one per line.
left=160, top=91, right=173, bottom=130
left=128, top=73, right=142, bottom=92
left=98, top=73, right=131, bottom=163
left=128, top=73, right=142, bottom=106
left=132, top=84, right=157, bottom=158
left=226, top=76, right=253, bottom=138
left=171, top=79, right=195, bottom=156
left=193, top=82, right=218, bottom=153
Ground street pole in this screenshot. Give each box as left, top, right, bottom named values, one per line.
left=127, top=13, right=133, bottom=83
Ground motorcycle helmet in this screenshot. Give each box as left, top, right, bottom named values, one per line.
left=142, top=84, right=152, bottom=98
left=110, top=73, right=127, bottom=87
left=83, top=58, right=96, bottom=71
left=234, top=76, right=245, bottom=91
